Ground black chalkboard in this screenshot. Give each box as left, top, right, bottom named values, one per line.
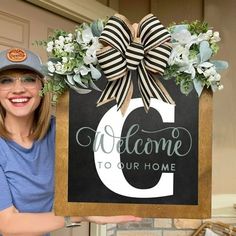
left=68, top=73, right=198, bottom=205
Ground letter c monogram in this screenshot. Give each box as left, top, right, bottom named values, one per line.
left=94, top=98, right=175, bottom=198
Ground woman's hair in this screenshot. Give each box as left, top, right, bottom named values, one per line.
left=0, top=79, right=52, bottom=141
left=31, top=90, right=52, bottom=140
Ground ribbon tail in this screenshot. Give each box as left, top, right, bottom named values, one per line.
left=150, top=74, right=175, bottom=105
left=138, top=79, right=150, bottom=113
left=138, top=61, right=174, bottom=112
left=119, top=77, right=133, bottom=115
left=137, top=64, right=151, bottom=112
left=96, top=79, right=119, bottom=106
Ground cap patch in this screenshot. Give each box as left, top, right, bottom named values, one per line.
left=7, top=48, right=27, bottom=62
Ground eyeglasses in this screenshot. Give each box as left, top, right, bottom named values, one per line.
left=0, top=74, right=41, bottom=91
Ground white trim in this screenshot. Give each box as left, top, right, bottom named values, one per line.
left=25, top=0, right=116, bottom=22
left=212, top=194, right=236, bottom=217
left=90, top=223, right=107, bottom=236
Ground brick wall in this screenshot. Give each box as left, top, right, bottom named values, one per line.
left=107, top=218, right=236, bottom=236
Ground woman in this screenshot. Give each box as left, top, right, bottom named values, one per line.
left=0, top=48, right=141, bottom=236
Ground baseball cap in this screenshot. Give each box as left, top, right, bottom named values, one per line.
left=0, top=48, right=44, bottom=77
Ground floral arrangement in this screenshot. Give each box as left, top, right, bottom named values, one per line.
left=36, top=19, right=106, bottom=102
left=38, top=19, right=228, bottom=102
left=164, top=21, right=228, bottom=96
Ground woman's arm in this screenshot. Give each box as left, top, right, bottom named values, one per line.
left=0, top=206, right=141, bottom=235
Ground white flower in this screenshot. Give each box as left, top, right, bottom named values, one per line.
left=197, top=62, right=222, bottom=84
left=218, top=84, right=224, bottom=90
left=168, top=45, right=190, bottom=66
left=210, top=31, right=221, bottom=43
left=204, top=67, right=216, bottom=77
left=172, top=29, right=192, bottom=44
left=46, top=41, right=54, bottom=52
left=62, top=57, right=68, bottom=63
left=74, top=65, right=90, bottom=76
left=46, top=46, right=53, bottom=53
left=84, top=54, right=96, bottom=65
left=82, top=27, right=94, bottom=44
left=65, top=33, right=73, bottom=43
left=206, top=69, right=221, bottom=83
left=47, top=61, right=55, bottom=73
left=64, top=43, right=74, bottom=53
left=83, top=38, right=100, bottom=65
left=80, top=65, right=90, bottom=76
left=172, top=29, right=198, bottom=49
left=215, top=73, right=221, bottom=81
left=55, top=39, right=64, bottom=47
left=58, top=36, right=65, bottom=43
left=208, top=75, right=215, bottom=82
left=197, top=30, right=213, bottom=42
left=55, top=62, right=65, bottom=74
left=47, top=41, right=54, bottom=47
left=203, top=68, right=212, bottom=77
left=47, top=61, right=54, bottom=67
left=196, top=62, right=214, bottom=75
left=206, top=30, right=213, bottom=38
left=54, top=40, right=64, bottom=51
left=169, top=42, right=197, bottom=79
left=76, top=31, right=83, bottom=44
left=76, top=27, right=94, bottom=45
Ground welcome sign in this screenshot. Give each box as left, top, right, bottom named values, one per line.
left=54, top=77, right=212, bottom=218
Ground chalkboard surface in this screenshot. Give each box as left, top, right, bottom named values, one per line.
left=55, top=73, right=212, bottom=218
left=68, top=74, right=198, bottom=203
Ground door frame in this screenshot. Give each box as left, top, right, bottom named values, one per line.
left=25, top=0, right=116, bottom=22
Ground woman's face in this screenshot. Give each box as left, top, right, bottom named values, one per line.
left=0, top=69, right=43, bottom=120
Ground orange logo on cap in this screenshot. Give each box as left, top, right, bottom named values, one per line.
left=7, top=48, right=27, bottom=62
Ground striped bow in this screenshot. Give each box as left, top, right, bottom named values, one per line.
left=96, top=14, right=175, bottom=114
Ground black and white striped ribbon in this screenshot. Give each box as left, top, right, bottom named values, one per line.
left=96, top=14, right=174, bottom=113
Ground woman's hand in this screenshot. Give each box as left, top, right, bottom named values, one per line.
left=77, top=215, right=142, bottom=224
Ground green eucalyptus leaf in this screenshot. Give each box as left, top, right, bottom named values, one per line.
left=200, top=41, right=212, bottom=62
left=193, top=79, right=204, bottom=96
left=180, top=80, right=193, bottom=95
left=211, top=60, right=229, bottom=71
left=71, top=85, right=91, bottom=94
left=89, top=80, right=101, bottom=91
left=73, top=74, right=88, bottom=88
left=66, top=75, right=75, bottom=85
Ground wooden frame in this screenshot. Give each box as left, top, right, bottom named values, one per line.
left=54, top=89, right=212, bottom=218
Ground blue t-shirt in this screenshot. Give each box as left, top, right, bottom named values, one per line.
left=0, top=117, right=55, bottom=235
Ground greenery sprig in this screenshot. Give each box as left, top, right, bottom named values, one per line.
left=164, top=20, right=228, bottom=96
left=36, top=19, right=106, bottom=103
